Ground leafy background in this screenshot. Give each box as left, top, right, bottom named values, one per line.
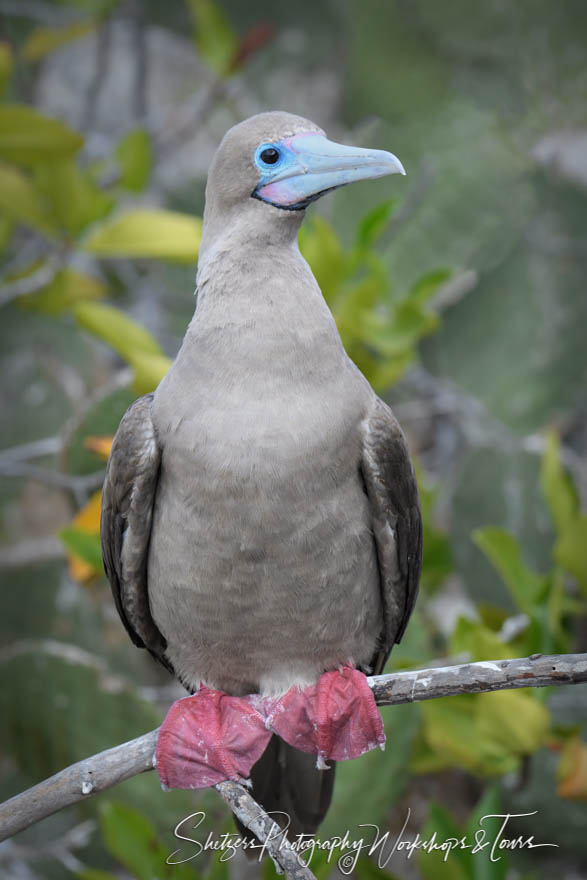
left=0, top=1, right=586, bottom=878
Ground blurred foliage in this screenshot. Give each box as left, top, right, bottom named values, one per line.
left=1, top=1, right=587, bottom=879
left=299, top=209, right=448, bottom=390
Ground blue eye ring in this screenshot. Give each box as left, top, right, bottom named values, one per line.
left=255, top=143, right=282, bottom=169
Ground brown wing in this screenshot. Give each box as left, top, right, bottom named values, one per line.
left=100, top=393, right=172, bottom=673
left=361, top=397, right=422, bottom=675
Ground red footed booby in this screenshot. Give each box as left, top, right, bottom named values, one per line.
left=101, top=111, right=422, bottom=841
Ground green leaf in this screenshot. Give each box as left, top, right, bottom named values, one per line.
left=356, top=199, right=397, bottom=249
left=298, top=215, right=347, bottom=303
left=421, top=696, right=517, bottom=776
left=0, top=105, right=83, bottom=165
left=418, top=803, right=471, bottom=880
left=59, top=526, right=103, bottom=570
left=0, top=162, right=53, bottom=234
left=206, top=849, right=230, bottom=880
left=22, top=20, right=96, bottom=62
left=353, top=858, right=402, bottom=879
left=466, top=786, right=508, bottom=880
left=540, top=430, right=579, bottom=536
left=83, top=208, right=202, bottom=261
left=419, top=479, right=453, bottom=591
left=449, top=617, right=513, bottom=662
left=473, top=527, right=546, bottom=613
left=0, top=646, right=199, bottom=835
left=555, top=515, right=587, bottom=594
left=19, top=269, right=105, bottom=315
left=322, top=704, right=419, bottom=837
left=72, top=300, right=164, bottom=361
left=0, top=215, right=12, bottom=252
left=421, top=523, right=453, bottom=592
left=34, top=159, right=114, bottom=235
left=0, top=42, right=14, bottom=96
left=367, top=300, right=439, bottom=356
left=76, top=870, right=119, bottom=880
left=100, top=802, right=166, bottom=880
left=186, top=0, right=238, bottom=76
left=476, top=690, right=550, bottom=756
left=407, top=267, right=452, bottom=306
left=117, top=129, right=152, bottom=192
left=129, top=350, right=172, bottom=394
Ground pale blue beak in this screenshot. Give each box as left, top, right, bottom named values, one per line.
left=253, top=133, right=406, bottom=210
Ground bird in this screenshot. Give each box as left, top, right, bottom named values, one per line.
left=100, top=111, right=422, bottom=842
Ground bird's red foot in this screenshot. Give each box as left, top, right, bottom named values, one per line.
left=156, top=665, right=385, bottom=790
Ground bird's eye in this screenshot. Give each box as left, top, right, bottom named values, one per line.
left=260, top=147, right=280, bottom=165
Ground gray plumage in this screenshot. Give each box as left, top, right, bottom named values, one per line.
left=101, top=111, right=421, bottom=838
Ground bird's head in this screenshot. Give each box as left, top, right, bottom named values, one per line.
left=201, top=111, right=405, bottom=246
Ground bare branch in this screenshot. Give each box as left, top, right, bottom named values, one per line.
left=0, top=462, right=104, bottom=506
left=0, top=436, right=62, bottom=465
left=0, top=537, right=64, bottom=570
left=0, top=819, right=96, bottom=873
left=0, top=730, right=158, bottom=843
left=214, top=781, right=316, bottom=880
left=368, top=651, right=587, bottom=704
left=1, top=653, right=585, bottom=875
left=59, top=366, right=132, bottom=465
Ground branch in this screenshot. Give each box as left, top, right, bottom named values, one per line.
left=368, top=651, right=587, bottom=704
left=0, top=537, right=64, bottom=570
left=0, top=462, right=105, bottom=505
left=214, top=781, right=316, bottom=880
left=1, top=653, right=585, bottom=875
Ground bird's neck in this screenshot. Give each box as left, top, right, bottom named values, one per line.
left=179, top=224, right=346, bottom=386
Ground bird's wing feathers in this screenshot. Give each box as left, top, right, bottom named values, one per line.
left=100, top=393, right=172, bottom=672
left=361, top=398, right=422, bottom=674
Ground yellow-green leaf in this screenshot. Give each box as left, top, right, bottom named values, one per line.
left=421, top=695, right=516, bottom=775
left=61, top=489, right=103, bottom=583
left=555, top=515, right=587, bottom=594
left=0, top=163, right=53, bottom=234
left=476, top=690, right=550, bottom=756
left=299, top=215, right=346, bottom=303
left=0, top=215, right=13, bottom=252
left=83, top=209, right=201, bottom=261
left=366, top=300, right=439, bottom=357
left=186, top=0, right=238, bottom=76
left=473, top=527, right=546, bottom=613
left=34, top=159, right=113, bottom=235
left=19, top=269, right=105, bottom=315
left=449, top=617, right=513, bottom=662
left=60, top=526, right=103, bottom=574
left=116, top=129, right=151, bottom=192
left=21, top=20, right=96, bottom=63
left=356, top=199, right=397, bottom=250
left=129, top=350, right=171, bottom=394
left=540, top=430, right=579, bottom=537
left=72, top=301, right=163, bottom=361
left=408, top=267, right=452, bottom=306
left=0, top=42, right=14, bottom=96
left=418, top=804, right=471, bottom=880
left=0, top=105, right=83, bottom=165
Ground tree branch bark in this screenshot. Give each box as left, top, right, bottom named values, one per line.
left=1, top=653, right=586, bottom=876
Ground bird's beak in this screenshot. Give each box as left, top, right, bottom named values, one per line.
left=254, top=133, right=405, bottom=210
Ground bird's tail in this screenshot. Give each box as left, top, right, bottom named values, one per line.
left=235, top=734, right=336, bottom=851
